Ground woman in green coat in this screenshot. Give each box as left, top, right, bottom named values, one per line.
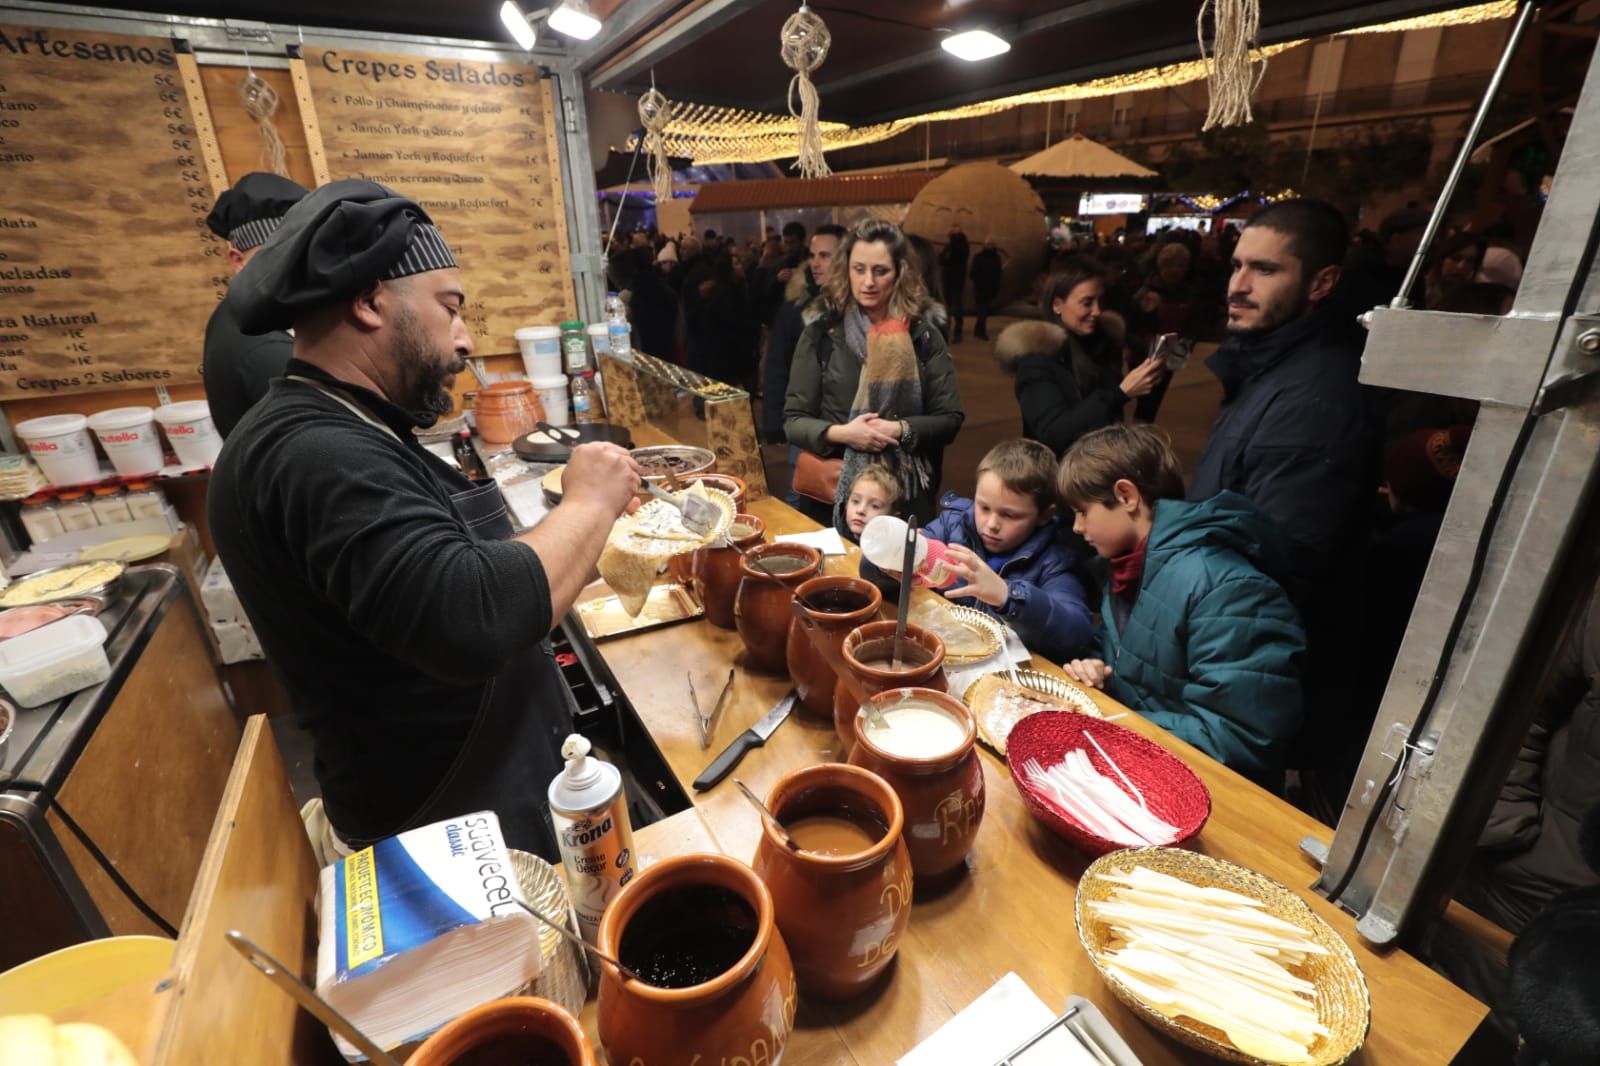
left=783, top=219, right=964, bottom=527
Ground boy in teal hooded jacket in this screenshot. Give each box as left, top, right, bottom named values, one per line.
left=1059, top=424, right=1305, bottom=782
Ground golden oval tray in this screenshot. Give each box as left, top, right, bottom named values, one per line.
left=941, top=604, right=1006, bottom=664
left=1075, top=847, right=1371, bottom=1065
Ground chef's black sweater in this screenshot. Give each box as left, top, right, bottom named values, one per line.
left=202, top=291, right=295, bottom=438
left=208, top=360, right=553, bottom=843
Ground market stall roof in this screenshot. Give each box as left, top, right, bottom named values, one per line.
left=689, top=170, right=941, bottom=213
left=1010, top=135, right=1157, bottom=180
left=72, top=2, right=1513, bottom=128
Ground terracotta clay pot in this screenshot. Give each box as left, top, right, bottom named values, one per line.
left=687, top=514, right=766, bottom=625
left=473, top=381, right=542, bottom=444
left=733, top=543, right=822, bottom=673
left=752, top=763, right=913, bottom=1000
left=786, top=576, right=882, bottom=721
left=682, top=472, right=748, bottom=510
left=847, top=687, right=985, bottom=881
left=409, top=996, right=595, bottom=1066
left=597, top=853, right=798, bottom=1066
left=833, top=621, right=947, bottom=757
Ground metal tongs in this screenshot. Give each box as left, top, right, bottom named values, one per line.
left=688, top=668, right=734, bottom=748
left=992, top=1003, right=1117, bottom=1066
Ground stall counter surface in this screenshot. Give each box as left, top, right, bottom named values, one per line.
left=582, top=497, right=1487, bottom=1065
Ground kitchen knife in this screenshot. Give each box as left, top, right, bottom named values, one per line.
left=693, top=691, right=796, bottom=791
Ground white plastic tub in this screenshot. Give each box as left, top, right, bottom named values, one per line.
left=0, top=614, right=110, bottom=707
left=154, top=401, right=222, bottom=468
left=14, top=414, right=101, bottom=486
left=516, top=325, right=563, bottom=380
left=87, top=406, right=164, bottom=476
left=531, top=374, right=570, bottom=427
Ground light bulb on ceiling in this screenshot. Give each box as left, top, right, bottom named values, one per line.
left=941, top=29, right=1010, bottom=62
left=499, top=0, right=538, bottom=50
left=548, top=0, right=603, bottom=41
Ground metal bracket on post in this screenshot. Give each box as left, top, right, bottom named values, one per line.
left=1535, top=313, right=1600, bottom=414
left=222, top=19, right=275, bottom=45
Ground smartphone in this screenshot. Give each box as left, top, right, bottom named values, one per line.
left=1148, top=333, right=1192, bottom=371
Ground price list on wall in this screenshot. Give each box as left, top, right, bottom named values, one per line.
left=0, top=25, right=227, bottom=398
left=303, top=46, right=574, bottom=348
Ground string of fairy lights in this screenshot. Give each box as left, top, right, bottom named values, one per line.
left=630, top=0, right=1517, bottom=166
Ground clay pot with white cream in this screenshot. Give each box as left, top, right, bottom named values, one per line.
left=846, top=688, right=985, bottom=881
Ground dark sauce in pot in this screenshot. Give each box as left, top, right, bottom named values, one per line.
left=618, top=885, right=758, bottom=989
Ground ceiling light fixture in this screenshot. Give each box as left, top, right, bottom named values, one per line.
left=499, top=0, right=538, bottom=50
left=548, top=0, right=603, bottom=41
left=941, top=29, right=1010, bottom=62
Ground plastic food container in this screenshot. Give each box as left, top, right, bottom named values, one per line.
left=20, top=495, right=64, bottom=544
left=154, top=401, right=222, bottom=468
left=0, top=613, right=111, bottom=708
left=90, top=486, right=133, bottom=525
left=54, top=491, right=99, bottom=531
left=516, top=325, right=563, bottom=380
left=532, top=374, right=570, bottom=427
left=560, top=321, right=588, bottom=374
left=123, top=482, right=167, bottom=521
left=86, top=406, right=164, bottom=477
left=14, top=414, right=101, bottom=486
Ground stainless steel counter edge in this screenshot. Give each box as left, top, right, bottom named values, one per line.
left=1, top=564, right=183, bottom=792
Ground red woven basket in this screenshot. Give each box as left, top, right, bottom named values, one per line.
left=1006, top=711, right=1211, bottom=857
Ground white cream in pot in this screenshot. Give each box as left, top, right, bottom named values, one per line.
left=862, top=697, right=966, bottom=759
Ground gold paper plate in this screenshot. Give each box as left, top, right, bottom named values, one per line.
left=941, top=604, right=1006, bottom=664
left=1075, top=847, right=1371, bottom=1065
left=578, top=583, right=705, bottom=641
left=964, top=670, right=1103, bottom=754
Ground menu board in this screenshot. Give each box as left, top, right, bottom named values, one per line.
left=302, top=46, right=573, bottom=347
left=0, top=24, right=226, bottom=398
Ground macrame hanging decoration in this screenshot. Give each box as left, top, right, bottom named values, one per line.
left=239, top=66, right=289, bottom=177
left=780, top=4, right=832, bottom=178
left=1196, top=0, right=1265, bottom=130
left=638, top=83, right=674, bottom=203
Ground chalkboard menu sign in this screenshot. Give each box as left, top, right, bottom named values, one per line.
left=302, top=46, right=574, bottom=346
left=0, top=24, right=227, bottom=399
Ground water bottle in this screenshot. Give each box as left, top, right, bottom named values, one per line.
left=570, top=371, right=602, bottom=424
left=605, top=291, right=632, bottom=359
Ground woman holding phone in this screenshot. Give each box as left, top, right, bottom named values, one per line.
left=993, top=257, right=1165, bottom=457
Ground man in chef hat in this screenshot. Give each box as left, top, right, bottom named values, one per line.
left=209, top=178, right=642, bottom=862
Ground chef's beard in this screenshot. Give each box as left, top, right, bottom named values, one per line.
left=392, top=305, right=462, bottom=416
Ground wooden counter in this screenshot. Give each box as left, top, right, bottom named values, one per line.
left=588, top=497, right=1487, bottom=1064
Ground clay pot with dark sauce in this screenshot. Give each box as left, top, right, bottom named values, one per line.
left=786, top=576, right=882, bottom=720
left=688, top=514, right=766, bottom=627
left=596, top=853, right=797, bottom=1066
left=733, top=543, right=822, bottom=673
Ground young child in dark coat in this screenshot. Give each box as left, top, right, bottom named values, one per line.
left=861, top=438, right=1094, bottom=663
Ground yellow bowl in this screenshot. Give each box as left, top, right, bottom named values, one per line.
left=1074, top=847, right=1370, bottom=1065
left=0, top=935, right=173, bottom=1013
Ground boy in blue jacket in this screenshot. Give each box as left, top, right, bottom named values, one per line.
left=1059, top=424, right=1305, bottom=782
left=861, top=438, right=1094, bottom=663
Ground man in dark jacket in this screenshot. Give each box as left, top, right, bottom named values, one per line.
left=763, top=224, right=844, bottom=445
left=939, top=224, right=971, bottom=342
left=970, top=238, right=1007, bottom=340
left=1188, top=198, right=1376, bottom=809
left=202, top=172, right=308, bottom=437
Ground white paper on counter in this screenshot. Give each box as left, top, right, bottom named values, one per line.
left=775, top=527, right=847, bottom=556
left=897, top=972, right=1096, bottom=1066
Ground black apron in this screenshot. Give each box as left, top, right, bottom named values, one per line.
left=291, top=377, right=569, bottom=861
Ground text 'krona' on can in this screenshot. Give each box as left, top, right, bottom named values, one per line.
left=548, top=733, right=636, bottom=943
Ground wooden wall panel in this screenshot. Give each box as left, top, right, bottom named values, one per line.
left=198, top=63, right=317, bottom=189
left=49, top=592, right=240, bottom=937
left=0, top=24, right=228, bottom=401
left=300, top=46, right=576, bottom=357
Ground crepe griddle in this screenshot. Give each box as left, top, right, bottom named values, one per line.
left=512, top=422, right=633, bottom=461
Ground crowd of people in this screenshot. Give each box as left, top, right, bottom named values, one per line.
left=610, top=197, right=1597, bottom=1053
